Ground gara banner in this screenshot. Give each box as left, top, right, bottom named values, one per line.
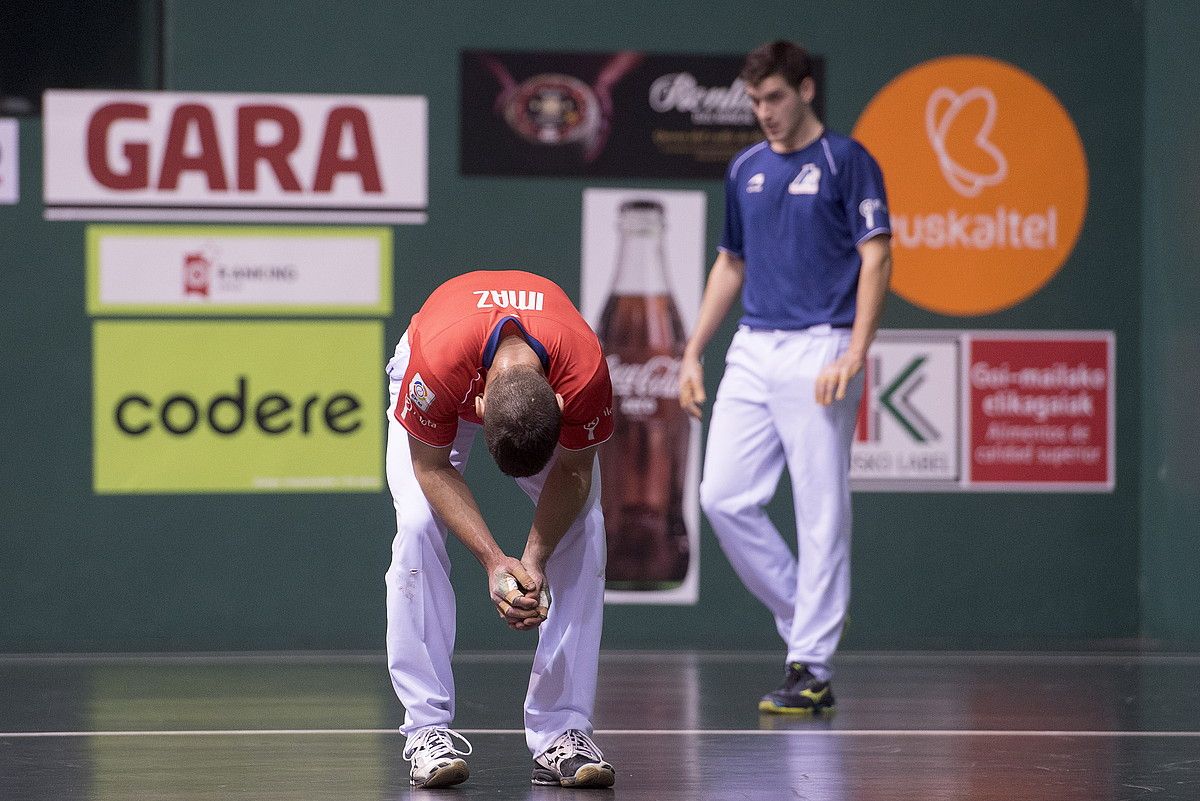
left=44, top=90, right=427, bottom=224
left=461, top=50, right=824, bottom=178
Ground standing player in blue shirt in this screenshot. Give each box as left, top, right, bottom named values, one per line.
left=680, top=40, right=892, bottom=714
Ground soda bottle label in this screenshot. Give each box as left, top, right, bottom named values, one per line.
left=607, top=354, right=682, bottom=417
left=597, top=198, right=691, bottom=591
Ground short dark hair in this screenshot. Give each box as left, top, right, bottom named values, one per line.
left=482, top=367, right=561, bottom=477
left=740, top=40, right=814, bottom=89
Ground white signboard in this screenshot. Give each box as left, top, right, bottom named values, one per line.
left=851, top=333, right=961, bottom=488
left=44, top=91, right=427, bottom=223
left=0, top=120, right=17, bottom=204
left=87, top=225, right=391, bottom=315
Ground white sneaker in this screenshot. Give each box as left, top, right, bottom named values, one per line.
left=404, top=726, right=472, bottom=788
left=531, top=729, right=615, bottom=788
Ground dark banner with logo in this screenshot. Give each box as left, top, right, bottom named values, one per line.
left=460, top=50, right=825, bottom=178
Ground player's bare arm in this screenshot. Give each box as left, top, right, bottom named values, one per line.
left=407, top=434, right=541, bottom=627
left=815, top=235, right=893, bottom=405
left=680, top=251, right=746, bottom=418
left=515, top=444, right=598, bottom=630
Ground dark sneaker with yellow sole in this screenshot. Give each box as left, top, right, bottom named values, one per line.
left=758, top=662, right=836, bottom=715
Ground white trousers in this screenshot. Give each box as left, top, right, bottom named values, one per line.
left=384, top=334, right=607, bottom=756
left=699, top=326, right=863, bottom=681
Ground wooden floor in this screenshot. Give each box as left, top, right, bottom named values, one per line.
left=2, top=651, right=1199, bottom=800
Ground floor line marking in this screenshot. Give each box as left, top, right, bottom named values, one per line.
left=6, top=650, right=1200, bottom=666
left=4, top=728, right=1200, bottom=739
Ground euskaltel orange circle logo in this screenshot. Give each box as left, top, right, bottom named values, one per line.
left=852, top=56, right=1088, bottom=316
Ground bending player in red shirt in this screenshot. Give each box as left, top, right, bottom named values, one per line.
left=384, top=270, right=616, bottom=789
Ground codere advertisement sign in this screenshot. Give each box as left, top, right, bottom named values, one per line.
left=93, top=321, right=383, bottom=493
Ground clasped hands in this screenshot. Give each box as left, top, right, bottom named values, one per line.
left=489, top=558, right=550, bottom=631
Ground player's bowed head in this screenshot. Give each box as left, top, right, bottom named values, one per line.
left=478, top=365, right=563, bottom=478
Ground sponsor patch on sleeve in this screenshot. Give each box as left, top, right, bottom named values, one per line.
left=408, top=373, right=435, bottom=411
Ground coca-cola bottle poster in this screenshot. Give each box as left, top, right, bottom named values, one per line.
left=581, top=188, right=705, bottom=605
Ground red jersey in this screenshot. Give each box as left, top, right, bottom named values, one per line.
left=394, top=270, right=613, bottom=450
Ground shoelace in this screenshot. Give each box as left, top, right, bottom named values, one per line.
left=403, top=726, right=473, bottom=761
left=547, top=729, right=605, bottom=764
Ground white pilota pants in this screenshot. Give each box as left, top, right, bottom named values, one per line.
left=384, top=334, right=607, bottom=757
left=699, top=326, right=863, bottom=682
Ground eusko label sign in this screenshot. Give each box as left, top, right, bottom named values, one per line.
left=852, top=330, right=1113, bottom=492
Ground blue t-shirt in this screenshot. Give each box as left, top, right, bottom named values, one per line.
left=720, top=131, right=890, bottom=330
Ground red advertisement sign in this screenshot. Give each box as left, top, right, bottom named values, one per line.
left=968, top=335, right=1113, bottom=489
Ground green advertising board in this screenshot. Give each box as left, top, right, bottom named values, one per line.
left=93, top=320, right=384, bottom=493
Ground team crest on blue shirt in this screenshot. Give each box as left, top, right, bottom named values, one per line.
left=746, top=172, right=765, bottom=193
left=788, top=164, right=822, bottom=195
left=858, top=198, right=886, bottom=229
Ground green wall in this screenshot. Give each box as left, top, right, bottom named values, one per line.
left=1141, top=0, right=1200, bottom=643
left=0, top=0, right=1178, bottom=653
